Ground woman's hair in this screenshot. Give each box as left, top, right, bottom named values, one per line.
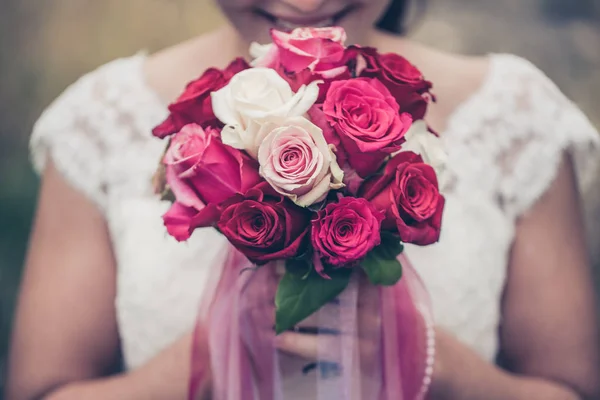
left=376, top=0, right=427, bottom=35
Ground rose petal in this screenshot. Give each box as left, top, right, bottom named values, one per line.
left=163, top=202, right=198, bottom=241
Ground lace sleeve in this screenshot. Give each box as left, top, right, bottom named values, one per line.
left=489, top=55, right=600, bottom=219
left=30, top=56, right=149, bottom=214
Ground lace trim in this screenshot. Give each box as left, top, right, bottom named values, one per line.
left=496, top=55, right=599, bottom=218
left=444, top=53, right=599, bottom=220
left=29, top=53, right=163, bottom=214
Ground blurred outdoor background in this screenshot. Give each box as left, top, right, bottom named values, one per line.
left=0, top=0, right=599, bottom=394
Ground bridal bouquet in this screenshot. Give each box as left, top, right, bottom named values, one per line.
left=153, top=26, right=445, bottom=400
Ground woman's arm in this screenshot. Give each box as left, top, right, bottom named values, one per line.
left=428, top=155, right=600, bottom=400
left=5, top=162, right=202, bottom=400
left=40, top=332, right=196, bottom=400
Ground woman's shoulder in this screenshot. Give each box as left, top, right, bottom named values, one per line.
left=30, top=52, right=166, bottom=212
left=414, top=46, right=587, bottom=125
left=467, top=52, right=594, bottom=123
left=421, top=49, right=582, bottom=128
left=459, top=52, right=598, bottom=148
left=447, top=52, right=599, bottom=218
left=480, top=53, right=574, bottom=104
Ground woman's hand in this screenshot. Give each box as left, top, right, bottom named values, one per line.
left=272, top=272, right=382, bottom=367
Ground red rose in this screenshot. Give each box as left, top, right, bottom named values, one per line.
left=152, top=58, right=249, bottom=138
left=359, top=48, right=433, bottom=120
left=311, top=197, right=384, bottom=270
left=162, top=124, right=262, bottom=240
left=218, top=182, right=311, bottom=265
left=322, top=78, right=413, bottom=177
left=360, top=151, right=444, bottom=245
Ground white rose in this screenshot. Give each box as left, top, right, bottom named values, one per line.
left=401, top=120, right=448, bottom=185
left=258, top=116, right=344, bottom=207
left=249, top=43, right=276, bottom=67
left=211, top=68, right=321, bottom=158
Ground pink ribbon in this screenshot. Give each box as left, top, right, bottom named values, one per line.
left=189, top=249, right=434, bottom=400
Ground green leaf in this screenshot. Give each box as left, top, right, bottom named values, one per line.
left=361, top=234, right=404, bottom=286
left=285, top=254, right=313, bottom=279
left=275, top=267, right=352, bottom=334
left=379, top=232, right=405, bottom=258
left=361, top=252, right=403, bottom=286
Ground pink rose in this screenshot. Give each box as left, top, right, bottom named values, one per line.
left=252, top=27, right=348, bottom=75
left=323, top=78, right=413, bottom=177
left=359, top=48, right=433, bottom=120
left=152, top=58, right=249, bottom=138
left=251, top=27, right=357, bottom=93
left=257, top=116, right=344, bottom=207
left=311, top=197, right=384, bottom=271
left=360, top=151, right=444, bottom=246
left=218, top=182, right=311, bottom=264
left=163, top=202, right=200, bottom=241
left=162, top=123, right=262, bottom=240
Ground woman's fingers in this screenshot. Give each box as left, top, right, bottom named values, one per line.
left=274, top=331, right=380, bottom=366
left=275, top=331, right=339, bottom=361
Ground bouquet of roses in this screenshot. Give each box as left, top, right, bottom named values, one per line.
left=153, top=26, right=445, bottom=400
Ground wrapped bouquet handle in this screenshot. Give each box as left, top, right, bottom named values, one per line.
left=189, top=249, right=434, bottom=400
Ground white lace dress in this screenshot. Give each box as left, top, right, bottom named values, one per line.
left=30, top=52, right=599, bottom=371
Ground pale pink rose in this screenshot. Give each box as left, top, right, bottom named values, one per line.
left=257, top=116, right=344, bottom=207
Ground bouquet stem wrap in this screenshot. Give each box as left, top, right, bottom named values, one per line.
left=189, top=248, right=434, bottom=400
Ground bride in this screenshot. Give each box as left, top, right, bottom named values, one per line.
left=6, top=0, right=600, bottom=399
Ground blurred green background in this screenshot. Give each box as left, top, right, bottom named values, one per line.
left=1, top=0, right=599, bottom=394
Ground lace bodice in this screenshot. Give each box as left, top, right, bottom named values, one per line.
left=30, top=52, right=599, bottom=370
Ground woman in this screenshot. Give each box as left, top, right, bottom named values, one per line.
left=6, top=0, right=600, bottom=399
